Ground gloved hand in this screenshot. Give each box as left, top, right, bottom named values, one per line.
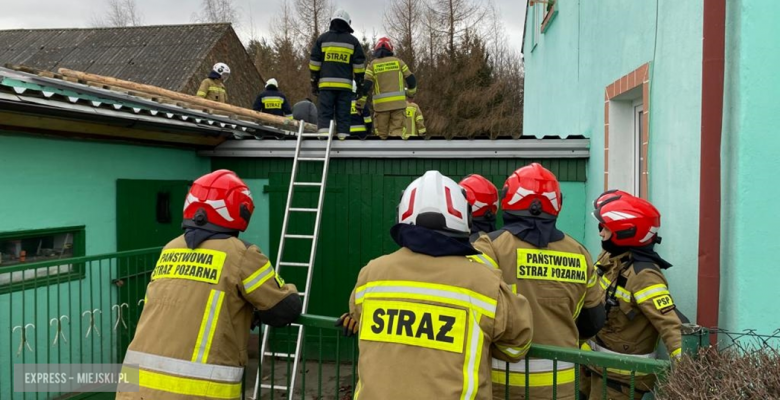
left=356, top=96, right=367, bottom=111
left=251, top=309, right=262, bottom=330
left=335, top=313, right=359, bottom=337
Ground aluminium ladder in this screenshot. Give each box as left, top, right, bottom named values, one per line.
left=252, top=120, right=335, bottom=400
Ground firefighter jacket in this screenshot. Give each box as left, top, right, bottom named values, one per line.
left=309, top=28, right=366, bottom=91
left=117, top=233, right=301, bottom=400
left=474, top=230, right=603, bottom=400
left=348, top=224, right=534, bottom=400
left=365, top=55, right=415, bottom=112
left=404, top=101, right=426, bottom=138
left=197, top=77, right=228, bottom=103
left=252, top=89, right=292, bottom=118
left=350, top=99, right=372, bottom=135
left=588, top=251, right=683, bottom=392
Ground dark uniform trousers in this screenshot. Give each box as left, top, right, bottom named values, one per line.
left=318, top=90, right=352, bottom=135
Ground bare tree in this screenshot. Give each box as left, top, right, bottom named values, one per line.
left=383, top=0, right=420, bottom=69
left=427, top=0, right=486, bottom=56
left=294, top=0, right=333, bottom=46
left=90, top=0, right=144, bottom=27
left=193, top=0, right=240, bottom=25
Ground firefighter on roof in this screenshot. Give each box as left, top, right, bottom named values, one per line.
left=404, top=91, right=427, bottom=139
left=117, top=170, right=302, bottom=400
left=336, top=170, right=533, bottom=400
left=252, top=78, right=293, bottom=119
left=348, top=80, right=372, bottom=140
left=472, top=163, right=605, bottom=400
left=309, top=9, right=366, bottom=137
left=586, top=191, right=687, bottom=400
left=196, top=62, right=230, bottom=103
left=361, top=37, right=417, bottom=139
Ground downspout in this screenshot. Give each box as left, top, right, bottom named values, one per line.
left=696, top=0, right=726, bottom=333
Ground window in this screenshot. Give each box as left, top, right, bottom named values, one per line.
left=531, top=1, right=543, bottom=50
left=541, top=0, right=558, bottom=33
left=634, top=102, right=644, bottom=197
left=607, top=90, right=643, bottom=196
left=0, top=226, right=86, bottom=292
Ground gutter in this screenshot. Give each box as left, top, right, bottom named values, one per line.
left=696, top=0, right=726, bottom=333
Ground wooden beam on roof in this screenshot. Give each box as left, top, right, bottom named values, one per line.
left=0, top=111, right=224, bottom=147
left=57, top=68, right=317, bottom=133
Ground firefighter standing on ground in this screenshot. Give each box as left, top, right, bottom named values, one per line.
left=117, top=170, right=302, bottom=400
left=473, top=163, right=605, bottom=400
left=196, top=62, right=230, bottom=103
left=309, top=9, right=366, bottom=139
left=587, top=192, right=687, bottom=400
left=252, top=78, right=293, bottom=119
left=336, top=170, right=534, bottom=400
left=361, top=37, right=417, bottom=139
left=403, top=93, right=427, bottom=139
left=459, top=174, right=499, bottom=243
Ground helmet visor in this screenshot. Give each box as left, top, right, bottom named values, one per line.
left=221, top=72, right=230, bottom=82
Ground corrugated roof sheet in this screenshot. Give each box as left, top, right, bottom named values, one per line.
left=0, top=24, right=230, bottom=92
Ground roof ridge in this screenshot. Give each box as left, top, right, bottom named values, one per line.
left=0, top=23, right=232, bottom=33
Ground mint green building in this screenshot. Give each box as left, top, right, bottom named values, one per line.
left=522, top=0, right=776, bottom=333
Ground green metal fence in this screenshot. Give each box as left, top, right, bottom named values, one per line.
left=1, top=247, right=162, bottom=399
left=1, top=249, right=671, bottom=400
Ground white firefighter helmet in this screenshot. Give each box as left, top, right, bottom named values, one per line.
left=266, top=78, right=278, bottom=89
left=397, top=170, right=471, bottom=237
left=213, top=62, right=231, bottom=81
left=332, top=9, right=352, bottom=27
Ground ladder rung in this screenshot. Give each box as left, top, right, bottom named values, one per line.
left=279, top=261, right=310, bottom=267
left=264, top=352, right=295, bottom=359
left=298, top=291, right=306, bottom=297
left=260, top=383, right=288, bottom=390
left=284, top=234, right=314, bottom=239
left=289, top=208, right=318, bottom=213
left=293, top=182, right=322, bottom=187
left=301, top=133, right=328, bottom=137
left=298, top=157, right=326, bottom=162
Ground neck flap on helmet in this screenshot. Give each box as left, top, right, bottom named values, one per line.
left=502, top=212, right=565, bottom=248
left=391, top=224, right=478, bottom=257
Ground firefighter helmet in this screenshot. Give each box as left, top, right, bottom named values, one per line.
left=459, top=174, right=498, bottom=219
left=594, top=189, right=632, bottom=209
left=266, top=78, right=278, bottom=89
left=375, top=37, right=394, bottom=53
left=501, top=163, right=562, bottom=218
left=593, top=193, right=661, bottom=247
left=332, top=9, right=352, bottom=27
left=398, top=171, right=471, bottom=237
left=183, top=170, right=255, bottom=232
left=213, top=62, right=231, bottom=81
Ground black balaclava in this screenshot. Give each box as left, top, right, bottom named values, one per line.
left=391, top=224, right=478, bottom=257
left=330, top=19, right=353, bottom=33
left=374, top=48, right=394, bottom=59
left=502, top=212, right=564, bottom=248
left=471, top=217, right=496, bottom=235
left=208, top=70, right=221, bottom=79
left=601, top=235, right=673, bottom=269
left=184, top=227, right=237, bottom=250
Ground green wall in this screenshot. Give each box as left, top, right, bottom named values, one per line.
left=0, top=134, right=210, bottom=254
left=523, top=1, right=703, bottom=323
left=213, top=157, right=588, bottom=317
left=720, top=0, right=780, bottom=333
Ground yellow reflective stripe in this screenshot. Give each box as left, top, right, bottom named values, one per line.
left=208, top=87, right=226, bottom=93
left=242, top=261, right=275, bottom=294
left=322, top=46, right=355, bottom=54
left=196, top=91, right=207, bottom=97
left=135, top=368, right=241, bottom=399
left=402, top=65, right=410, bottom=73
left=600, top=276, right=631, bottom=302
left=491, top=368, right=576, bottom=387
left=355, top=280, right=497, bottom=318
left=572, top=291, right=586, bottom=320
left=309, top=63, right=321, bottom=71
left=374, top=95, right=406, bottom=104
left=418, top=128, right=427, bottom=134
left=634, top=284, right=670, bottom=304
left=319, top=82, right=353, bottom=89
left=364, top=116, right=372, bottom=123
left=192, top=289, right=225, bottom=363
left=510, top=284, right=517, bottom=294
left=599, top=366, right=650, bottom=376
left=461, top=311, right=484, bottom=400
left=496, top=338, right=531, bottom=358
left=354, top=379, right=363, bottom=399
left=587, top=269, right=598, bottom=288
left=670, top=348, right=682, bottom=358
left=467, top=254, right=498, bottom=269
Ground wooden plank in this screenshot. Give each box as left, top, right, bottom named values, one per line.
left=57, top=68, right=317, bottom=132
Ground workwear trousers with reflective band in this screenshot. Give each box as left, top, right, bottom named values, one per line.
left=588, top=375, right=646, bottom=400
left=374, top=109, right=406, bottom=139
left=318, top=90, right=352, bottom=135
left=491, top=361, right=576, bottom=400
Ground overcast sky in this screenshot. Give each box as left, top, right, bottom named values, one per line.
left=1, top=0, right=526, bottom=52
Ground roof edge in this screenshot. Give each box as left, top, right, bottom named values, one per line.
left=0, top=23, right=232, bottom=33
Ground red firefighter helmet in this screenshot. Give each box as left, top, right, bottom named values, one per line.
left=593, top=193, right=661, bottom=247
left=594, top=189, right=632, bottom=210
left=459, top=174, right=498, bottom=219
left=375, top=37, right=394, bottom=53
left=183, top=170, right=255, bottom=232
left=501, top=163, right=562, bottom=218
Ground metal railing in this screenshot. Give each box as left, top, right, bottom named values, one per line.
left=1, top=247, right=162, bottom=399
left=1, top=248, right=672, bottom=399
